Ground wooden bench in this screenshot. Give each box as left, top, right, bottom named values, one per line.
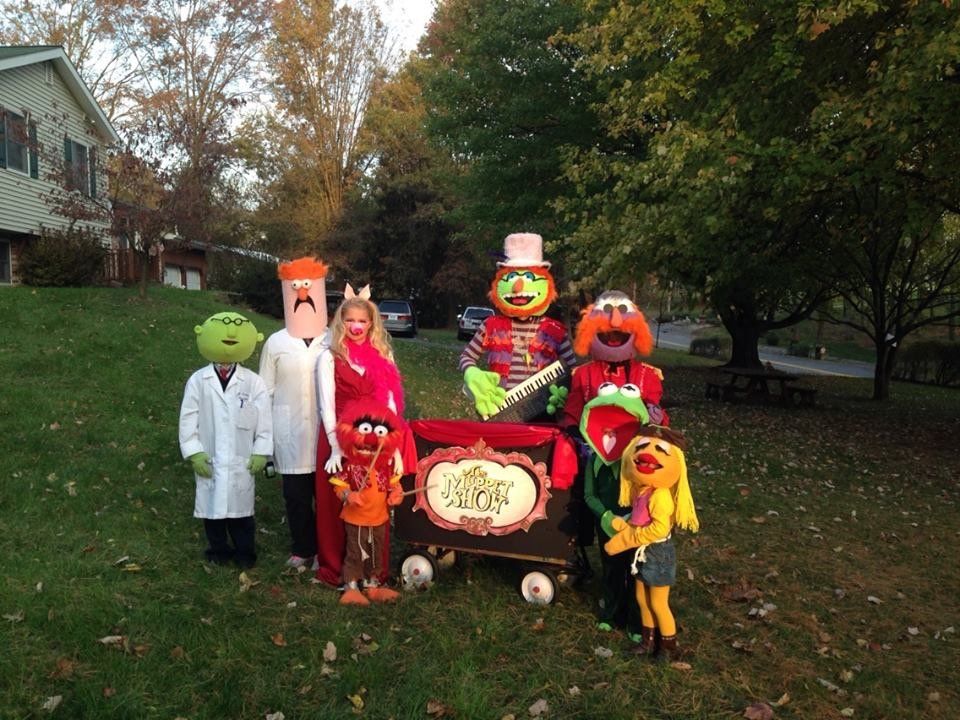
left=782, top=386, right=817, bottom=406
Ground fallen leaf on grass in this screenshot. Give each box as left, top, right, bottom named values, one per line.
left=49, top=422, right=61, bottom=431
left=426, top=699, right=452, bottom=716
left=3, top=610, right=24, bottom=623
left=239, top=572, right=259, bottom=593
left=41, top=696, right=62, bottom=712
left=839, top=709, right=854, bottom=717
left=723, top=581, right=762, bottom=603
left=49, top=658, right=77, bottom=679
left=170, top=646, right=186, bottom=660
left=346, top=689, right=366, bottom=712
left=528, top=698, right=549, bottom=716
left=531, top=617, right=545, bottom=631
left=743, top=703, right=773, bottom=720
left=265, top=712, right=285, bottom=720
left=773, top=693, right=790, bottom=707
left=568, top=686, right=581, bottom=696
left=593, top=646, right=613, bottom=658
left=352, top=634, right=379, bottom=655
left=271, top=633, right=287, bottom=647
left=102, top=687, right=116, bottom=698
left=98, top=635, right=127, bottom=649
left=929, top=691, right=941, bottom=702
left=670, top=661, right=692, bottom=671
left=121, top=564, right=142, bottom=572
left=866, top=595, right=882, bottom=605
left=323, top=641, right=337, bottom=662
left=298, top=684, right=312, bottom=695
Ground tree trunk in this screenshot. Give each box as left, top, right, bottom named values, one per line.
left=725, top=321, right=762, bottom=368
left=872, top=342, right=896, bottom=401
left=139, top=251, right=150, bottom=299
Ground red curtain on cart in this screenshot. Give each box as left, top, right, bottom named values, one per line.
left=409, top=419, right=577, bottom=490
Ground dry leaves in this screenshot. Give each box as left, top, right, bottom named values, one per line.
left=743, top=703, right=773, bottom=720
left=271, top=633, right=287, bottom=647
left=239, top=572, right=260, bottom=593
left=41, top=696, right=62, bottom=712
left=528, top=698, right=549, bottom=716
left=3, top=610, right=24, bottom=623
left=426, top=699, right=452, bottom=717
left=323, top=641, right=337, bottom=662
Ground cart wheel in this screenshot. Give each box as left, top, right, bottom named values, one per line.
left=519, top=568, right=558, bottom=605
left=400, top=551, right=439, bottom=589
left=435, top=548, right=458, bottom=570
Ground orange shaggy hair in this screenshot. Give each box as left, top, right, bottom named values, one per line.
left=573, top=306, right=654, bottom=357
left=488, top=266, right=557, bottom=317
left=277, top=257, right=329, bottom=280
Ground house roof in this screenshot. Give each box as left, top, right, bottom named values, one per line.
left=0, top=45, right=120, bottom=145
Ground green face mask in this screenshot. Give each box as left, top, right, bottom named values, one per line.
left=195, top=312, right=263, bottom=364
left=579, top=383, right=650, bottom=465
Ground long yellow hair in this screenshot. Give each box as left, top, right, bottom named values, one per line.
left=330, top=297, right=393, bottom=363
left=619, top=443, right=699, bottom=533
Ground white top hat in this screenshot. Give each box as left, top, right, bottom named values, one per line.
left=497, top=232, right=551, bottom=268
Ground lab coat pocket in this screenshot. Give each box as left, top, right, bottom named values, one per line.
left=236, top=404, right=258, bottom=431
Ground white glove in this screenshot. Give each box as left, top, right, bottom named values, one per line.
left=324, top=431, right=343, bottom=474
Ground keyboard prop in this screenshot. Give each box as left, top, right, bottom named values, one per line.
left=482, top=360, right=570, bottom=423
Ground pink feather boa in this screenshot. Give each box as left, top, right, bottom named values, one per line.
left=347, top=338, right=405, bottom=415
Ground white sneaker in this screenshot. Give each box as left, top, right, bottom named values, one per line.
left=285, top=554, right=314, bottom=569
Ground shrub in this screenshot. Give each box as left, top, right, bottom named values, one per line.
left=787, top=341, right=812, bottom=358
left=19, top=227, right=108, bottom=287
left=207, top=251, right=283, bottom=318
left=764, top=331, right=781, bottom=347
left=893, top=341, right=960, bottom=387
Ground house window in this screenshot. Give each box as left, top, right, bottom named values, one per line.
left=64, top=138, right=97, bottom=197
left=0, top=240, right=10, bottom=284
left=2, top=111, right=30, bottom=174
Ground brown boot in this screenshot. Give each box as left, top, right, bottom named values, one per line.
left=657, top=634, right=690, bottom=663
left=631, top=627, right=657, bottom=658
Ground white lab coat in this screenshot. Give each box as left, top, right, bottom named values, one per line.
left=179, top=364, right=273, bottom=519
left=258, top=329, right=328, bottom=474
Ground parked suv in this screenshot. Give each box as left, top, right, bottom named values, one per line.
left=378, top=299, right=417, bottom=337
left=457, top=306, right=495, bottom=341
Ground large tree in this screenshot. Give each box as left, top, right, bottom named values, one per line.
left=256, top=0, right=397, bottom=259
left=417, top=0, right=601, bottom=254
left=561, top=0, right=960, bottom=391
left=328, top=64, right=480, bottom=326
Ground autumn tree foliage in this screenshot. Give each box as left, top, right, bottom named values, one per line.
left=253, top=0, right=398, bottom=259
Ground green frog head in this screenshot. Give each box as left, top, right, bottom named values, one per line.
left=195, top=311, right=263, bottom=364
left=579, top=382, right=650, bottom=465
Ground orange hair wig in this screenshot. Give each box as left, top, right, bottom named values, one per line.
left=573, top=306, right=654, bottom=357
left=277, top=257, right=329, bottom=280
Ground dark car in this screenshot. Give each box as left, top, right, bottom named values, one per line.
left=378, top=299, right=417, bottom=337
left=457, top=305, right=495, bottom=340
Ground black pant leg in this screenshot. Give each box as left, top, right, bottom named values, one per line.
left=228, top=516, right=257, bottom=568
left=595, top=518, right=642, bottom=635
left=203, top=519, right=234, bottom=564
left=282, top=473, right=317, bottom=557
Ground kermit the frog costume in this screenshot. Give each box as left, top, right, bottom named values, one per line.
left=579, top=385, right=650, bottom=639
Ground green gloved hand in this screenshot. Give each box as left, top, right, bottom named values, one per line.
left=600, top=510, right=630, bottom=538
left=189, top=452, right=212, bottom=478
left=247, top=454, right=267, bottom=475
left=464, top=366, right=507, bottom=417
left=545, top=384, right=569, bottom=415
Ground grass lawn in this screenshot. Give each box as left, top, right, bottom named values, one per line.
left=1, top=286, right=958, bottom=719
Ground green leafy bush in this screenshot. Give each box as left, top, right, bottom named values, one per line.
left=893, top=341, right=960, bottom=387
left=18, top=227, right=108, bottom=287
left=764, top=331, right=781, bottom=347
left=207, top=251, right=283, bottom=318
left=788, top=341, right=812, bottom=358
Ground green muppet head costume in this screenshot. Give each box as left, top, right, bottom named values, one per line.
left=185, top=312, right=266, bottom=478
left=460, top=233, right=572, bottom=418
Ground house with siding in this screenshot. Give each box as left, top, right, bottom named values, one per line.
left=0, top=45, right=119, bottom=284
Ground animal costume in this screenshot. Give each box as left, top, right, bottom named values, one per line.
left=328, top=399, right=405, bottom=605
left=578, top=385, right=650, bottom=638
left=314, top=285, right=417, bottom=587
left=603, top=426, right=699, bottom=661
left=559, top=290, right=668, bottom=433
left=179, top=312, right=272, bottom=567
left=259, top=257, right=330, bottom=567
left=459, top=233, right=576, bottom=418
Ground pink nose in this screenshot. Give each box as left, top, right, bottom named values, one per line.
left=610, top=307, right=623, bottom=328
left=297, top=287, right=309, bottom=300
left=512, top=278, right=524, bottom=293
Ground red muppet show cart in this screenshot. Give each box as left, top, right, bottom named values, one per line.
left=393, top=418, right=580, bottom=604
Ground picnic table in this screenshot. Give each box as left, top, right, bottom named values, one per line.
left=705, top=366, right=816, bottom=406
